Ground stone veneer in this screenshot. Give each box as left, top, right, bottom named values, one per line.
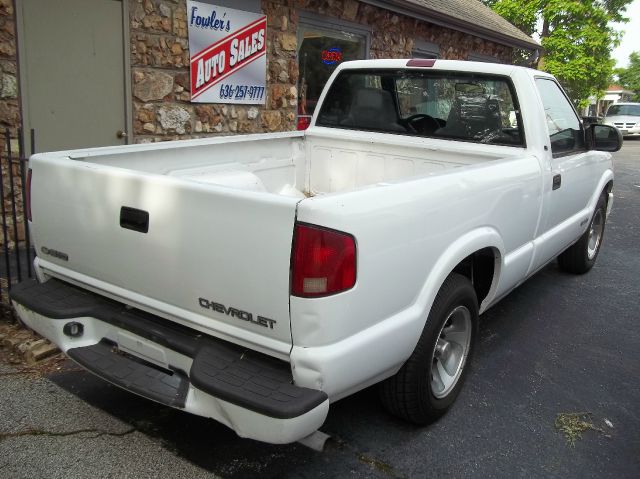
left=131, top=0, right=513, bottom=142
left=0, top=0, right=25, bottom=249
left=0, top=0, right=515, bottom=145
left=0, top=0, right=17, bottom=139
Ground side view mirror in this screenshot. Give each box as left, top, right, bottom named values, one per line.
left=588, top=124, right=622, bottom=152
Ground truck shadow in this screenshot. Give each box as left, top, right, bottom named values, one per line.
left=47, top=365, right=402, bottom=478
left=46, top=262, right=572, bottom=478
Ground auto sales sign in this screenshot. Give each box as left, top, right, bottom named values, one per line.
left=188, top=1, right=267, bottom=104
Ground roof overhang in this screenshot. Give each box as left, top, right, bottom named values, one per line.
left=360, top=0, right=540, bottom=51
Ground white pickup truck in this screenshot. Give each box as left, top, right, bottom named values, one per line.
left=12, top=59, right=621, bottom=445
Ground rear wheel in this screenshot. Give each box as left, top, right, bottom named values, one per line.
left=380, top=273, right=478, bottom=424
left=558, top=194, right=607, bottom=274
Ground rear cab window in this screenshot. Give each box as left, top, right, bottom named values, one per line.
left=316, top=69, right=525, bottom=147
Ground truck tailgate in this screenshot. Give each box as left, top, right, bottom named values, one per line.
left=29, top=155, right=299, bottom=357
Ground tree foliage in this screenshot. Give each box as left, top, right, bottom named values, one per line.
left=616, top=52, right=640, bottom=100
left=482, top=0, right=632, bottom=107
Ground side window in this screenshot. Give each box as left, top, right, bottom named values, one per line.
left=535, top=78, right=585, bottom=155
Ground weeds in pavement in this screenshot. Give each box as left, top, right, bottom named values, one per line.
left=555, top=412, right=606, bottom=447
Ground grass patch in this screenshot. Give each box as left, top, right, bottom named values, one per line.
left=555, top=412, right=605, bottom=447
left=358, top=454, right=398, bottom=477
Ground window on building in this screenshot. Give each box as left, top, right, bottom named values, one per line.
left=468, top=52, right=498, bottom=63
left=412, top=40, right=439, bottom=59
left=316, top=69, right=524, bottom=146
left=535, top=78, right=585, bottom=155
left=297, top=17, right=369, bottom=129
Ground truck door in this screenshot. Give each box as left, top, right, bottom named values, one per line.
left=530, top=78, right=603, bottom=270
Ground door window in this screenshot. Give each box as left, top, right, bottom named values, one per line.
left=535, top=78, right=585, bottom=155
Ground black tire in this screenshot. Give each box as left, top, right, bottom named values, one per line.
left=379, top=273, right=478, bottom=425
left=558, top=194, right=607, bottom=274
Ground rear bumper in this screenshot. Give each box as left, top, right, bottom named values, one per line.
left=10, top=279, right=329, bottom=444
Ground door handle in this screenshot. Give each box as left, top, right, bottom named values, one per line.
left=116, top=130, right=128, bottom=139
left=120, top=206, right=149, bottom=233
left=552, top=174, right=562, bottom=190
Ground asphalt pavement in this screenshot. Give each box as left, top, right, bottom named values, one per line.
left=1, top=142, right=639, bottom=478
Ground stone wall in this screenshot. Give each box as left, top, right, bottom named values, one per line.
left=130, top=0, right=298, bottom=142
left=0, top=0, right=516, bottom=146
left=0, top=0, right=24, bottom=249
left=0, top=0, right=18, bottom=138
left=301, top=0, right=512, bottom=62
left=131, top=0, right=513, bottom=143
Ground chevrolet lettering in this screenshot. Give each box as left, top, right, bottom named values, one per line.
left=198, top=297, right=276, bottom=329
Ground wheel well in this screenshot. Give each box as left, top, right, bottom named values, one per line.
left=452, top=248, right=498, bottom=305
left=604, top=180, right=613, bottom=200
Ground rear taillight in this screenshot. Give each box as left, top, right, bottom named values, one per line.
left=26, top=168, right=32, bottom=221
left=291, top=223, right=356, bottom=297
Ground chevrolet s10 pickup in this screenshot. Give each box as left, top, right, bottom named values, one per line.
left=11, top=59, right=621, bottom=444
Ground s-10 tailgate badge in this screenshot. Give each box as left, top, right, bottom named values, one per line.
left=41, top=246, right=69, bottom=261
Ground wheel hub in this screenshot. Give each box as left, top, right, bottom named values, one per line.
left=434, top=338, right=451, bottom=360
left=430, top=306, right=472, bottom=399
left=587, top=209, right=604, bottom=260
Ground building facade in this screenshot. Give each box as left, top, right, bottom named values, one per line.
left=2, top=0, right=537, bottom=154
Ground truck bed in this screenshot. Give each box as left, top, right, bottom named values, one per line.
left=71, top=130, right=522, bottom=198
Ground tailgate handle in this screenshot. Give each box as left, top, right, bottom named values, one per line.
left=120, top=207, right=149, bottom=233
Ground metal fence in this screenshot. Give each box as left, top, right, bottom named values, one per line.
left=1, top=128, right=35, bottom=305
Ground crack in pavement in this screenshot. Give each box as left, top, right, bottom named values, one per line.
left=0, top=370, right=42, bottom=377
left=0, top=427, right=136, bottom=442
left=0, top=367, right=84, bottom=378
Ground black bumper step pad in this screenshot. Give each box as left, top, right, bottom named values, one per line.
left=191, top=344, right=326, bottom=419
left=11, top=276, right=118, bottom=319
left=67, top=340, right=189, bottom=408
left=11, top=279, right=328, bottom=418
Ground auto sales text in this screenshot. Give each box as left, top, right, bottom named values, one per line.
left=191, top=17, right=266, bottom=99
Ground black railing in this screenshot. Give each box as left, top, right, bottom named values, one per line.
left=1, top=128, right=36, bottom=303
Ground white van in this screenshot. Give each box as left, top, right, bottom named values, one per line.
left=604, top=102, right=640, bottom=137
